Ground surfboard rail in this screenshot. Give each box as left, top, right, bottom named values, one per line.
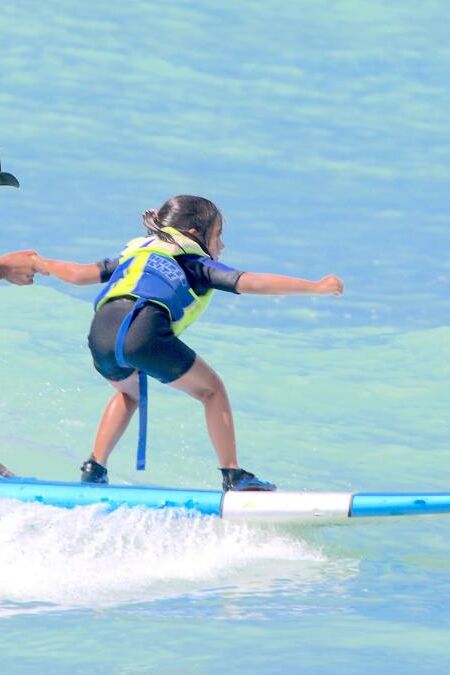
left=2, top=478, right=450, bottom=522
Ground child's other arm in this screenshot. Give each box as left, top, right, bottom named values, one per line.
left=236, top=272, right=343, bottom=296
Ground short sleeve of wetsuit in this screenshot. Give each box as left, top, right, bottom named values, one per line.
left=96, top=257, right=119, bottom=283
left=179, top=255, right=244, bottom=295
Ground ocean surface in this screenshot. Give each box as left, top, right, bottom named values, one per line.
left=1, top=1, right=450, bottom=673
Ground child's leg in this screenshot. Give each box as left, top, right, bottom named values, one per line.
left=169, top=355, right=238, bottom=469
left=91, top=372, right=139, bottom=467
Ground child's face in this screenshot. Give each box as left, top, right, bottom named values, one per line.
left=207, top=217, right=224, bottom=260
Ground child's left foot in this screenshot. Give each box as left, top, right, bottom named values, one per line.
left=220, top=468, right=276, bottom=492
left=0, top=463, right=14, bottom=478
left=80, top=459, right=109, bottom=484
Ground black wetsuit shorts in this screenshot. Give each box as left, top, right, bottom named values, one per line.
left=88, top=298, right=196, bottom=384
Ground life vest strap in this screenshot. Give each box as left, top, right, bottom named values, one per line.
left=137, top=370, right=148, bottom=471
left=114, top=299, right=148, bottom=471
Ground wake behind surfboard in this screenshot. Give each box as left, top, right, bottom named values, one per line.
left=1, top=477, right=450, bottom=522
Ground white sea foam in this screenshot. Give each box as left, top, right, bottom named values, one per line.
left=0, top=500, right=329, bottom=612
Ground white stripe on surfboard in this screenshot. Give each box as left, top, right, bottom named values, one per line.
left=221, top=491, right=353, bottom=522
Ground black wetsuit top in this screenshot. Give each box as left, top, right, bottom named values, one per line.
left=97, top=254, right=243, bottom=295
left=88, top=255, right=244, bottom=383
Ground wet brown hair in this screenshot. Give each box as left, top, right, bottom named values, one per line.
left=144, top=195, right=221, bottom=255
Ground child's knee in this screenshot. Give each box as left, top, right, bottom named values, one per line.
left=199, top=372, right=225, bottom=402
left=110, top=372, right=139, bottom=400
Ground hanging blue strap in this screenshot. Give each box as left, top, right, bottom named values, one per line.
left=137, top=370, right=148, bottom=470
left=114, top=299, right=148, bottom=471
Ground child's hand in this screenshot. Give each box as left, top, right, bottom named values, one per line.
left=31, top=254, right=50, bottom=276
left=316, top=275, right=344, bottom=296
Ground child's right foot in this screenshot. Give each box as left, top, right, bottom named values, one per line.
left=220, top=468, right=276, bottom=492
left=80, top=459, right=109, bottom=484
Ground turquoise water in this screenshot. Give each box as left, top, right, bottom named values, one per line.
left=1, top=1, right=450, bottom=672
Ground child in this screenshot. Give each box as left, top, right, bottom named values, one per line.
left=40, top=195, right=343, bottom=491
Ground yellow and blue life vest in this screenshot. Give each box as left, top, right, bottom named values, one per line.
left=95, top=227, right=215, bottom=472
left=94, top=227, right=214, bottom=336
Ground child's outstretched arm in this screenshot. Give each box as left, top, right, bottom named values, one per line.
left=37, top=258, right=102, bottom=285
left=236, top=272, right=343, bottom=296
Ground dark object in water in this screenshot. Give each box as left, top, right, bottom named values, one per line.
left=0, top=159, right=20, bottom=188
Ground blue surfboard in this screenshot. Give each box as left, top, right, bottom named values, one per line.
left=2, top=477, right=450, bottom=522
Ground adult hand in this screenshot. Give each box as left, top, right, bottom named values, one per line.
left=0, top=249, right=43, bottom=285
